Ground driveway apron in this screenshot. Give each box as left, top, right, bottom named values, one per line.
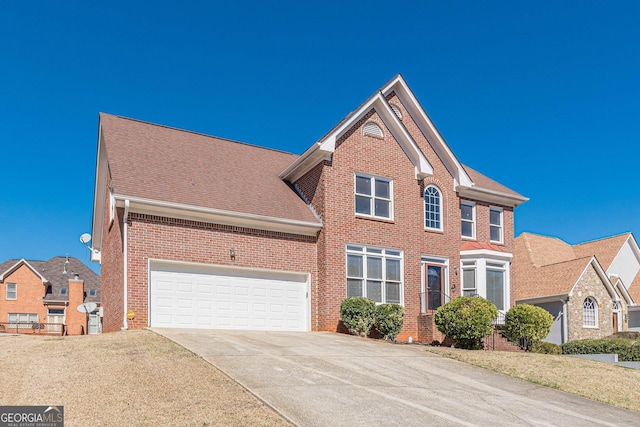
left=154, top=329, right=640, bottom=427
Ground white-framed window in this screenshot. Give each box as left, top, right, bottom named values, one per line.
left=89, top=289, right=97, bottom=297
left=461, top=201, right=475, bottom=239
left=363, top=121, right=383, bottom=138
left=460, top=256, right=511, bottom=314
left=8, top=313, right=38, bottom=328
left=355, top=173, right=393, bottom=220
left=346, top=245, right=403, bottom=304
left=583, top=297, right=598, bottom=328
left=461, top=261, right=477, bottom=296
left=486, top=262, right=506, bottom=311
left=6, top=283, right=17, bottom=300
left=490, top=207, right=504, bottom=243
left=60, top=288, right=68, bottom=296
left=424, top=185, right=443, bottom=231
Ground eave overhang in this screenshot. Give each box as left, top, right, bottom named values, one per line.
left=114, top=195, right=323, bottom=237
left=0, top=259, right=47, bottom=284
left=457, top=185, right=529, bottom=208
left=516, top=294, right=569, bottom=304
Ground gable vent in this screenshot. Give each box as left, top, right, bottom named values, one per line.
left=363, top=122, right=383, bottom=138
left=390, top=104, right=403, bottom=120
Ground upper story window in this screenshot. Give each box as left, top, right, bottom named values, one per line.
left=89, top=289, right=97, bottom=297
left=461, top=201, right=476, bottom=239
left=490, top=207, right=503, bottom=243
left=363, top=122, right=383, bottom=138
left=355, top=173, right=393, bottom=220
left=583, top=297, right=598, bottom=328
left=60, top=288, right=68, bottom=296
left=424, top=185, right=443, bottom=231
left=6, top=283, right=17, bottom=300
left=346, top=245, right=403, bottom=305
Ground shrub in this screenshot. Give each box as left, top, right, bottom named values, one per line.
left=561, top=338, right=640, bottom=362
left=504, top=304, right=553, bottom=351
left=434, top=296, right=498, bottom=350
left=374, top=304, right=405, bottom=341
left=532, top=341, right=562, bottom=355
left=340, top=297, right=376, bottom=337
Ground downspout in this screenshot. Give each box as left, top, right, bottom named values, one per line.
left=562, top=297, right=569, bottom=344
left=122, top=199, right=130, bottom=330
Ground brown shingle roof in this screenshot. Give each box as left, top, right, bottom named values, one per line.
left=573, top=233, right=631, bottom=271
left=463, top=165, right=525, bottom=199
left=100, top=113, right=320, bottom=225
left=520, top=257, right=594, bottom=300
left=517, top=233, right=576, bottom=267
left=627, top=274, right=640, bottom=304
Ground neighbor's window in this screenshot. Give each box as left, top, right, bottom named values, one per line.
left=424, top=185, right=443, bottom=230
left=583, top=297, right=598, bottom=328
left=89, top=289, right=97, bottom=297
left=461, top=201, right=475, bottom=238
left=6, top=283, right=16, bottom=300
left=355, top=173, right=393, bottom=220
left=490, top=207, right=503, bottom=243
left=346, top=245, right=402, bottom=304
left=60, top=288, right=68, bottom=296
left=8, top=313, right=38, bottom=328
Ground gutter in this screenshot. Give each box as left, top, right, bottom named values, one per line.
left=122, top=199, right=130, bottom=330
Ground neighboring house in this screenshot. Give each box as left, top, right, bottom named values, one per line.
left=513, top=232, right=639, bottom=344
left=0, top=256, right=101, bottom=335
left=91, top=74, right=527, bottom=342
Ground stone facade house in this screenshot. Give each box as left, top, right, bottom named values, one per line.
left=513, top=233, right=638, bottom=344
left=0, top=256, right=101, bottom=335
left=90, top=75, right=527, bottom=341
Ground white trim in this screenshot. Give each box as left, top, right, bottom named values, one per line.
left=91, top=124, right=108, bottom=263
left=122, top=199, right=130, bottom=331
left=582, top=297, right=598, bottom=328
left=489, top=206, right=504, bottom=244
left=459, top=255, right=511, bottom=312
left=457, top=185, right=528, bottom=208
left=363, top=121, right=383, bottom=138
left=346, top=244, right=404, bottom=305
left=460, top=200, right=476, bottom=240
left=568, top=257, right=618, bottom=300
left=5, top=282, right=17, bottom=300
left=147, top=258, right=311, bottom=331
left=421, top=255, right=449, bottom=313
left=279, top=84, right=433, bottom=182
left=424, top=185, right=443, bottom=231
left=113, top=194, right=322, bottom=237
left=354, top=172, right=394, bottom=221
left=0, top=259, right=48, bottom=284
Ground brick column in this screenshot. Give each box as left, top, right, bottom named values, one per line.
left=66, top=277, right=87, bottom=335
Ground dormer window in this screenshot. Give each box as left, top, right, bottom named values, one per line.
left=60, top=288, right=68, bottom=296
left=363, top=122, right=383, bottom=138
left=89, top=289, right=97, bottom=297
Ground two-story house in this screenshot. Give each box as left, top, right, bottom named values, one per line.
left=0, top=256, right=101, bottom=335
left=91, top=74, right=527, bottom=341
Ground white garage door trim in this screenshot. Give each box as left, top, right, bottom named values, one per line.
left=148, top=259, right=310, bottom=331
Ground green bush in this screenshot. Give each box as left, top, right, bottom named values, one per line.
left=504, top=304, right=553, bottom=351
left=340, top=297, right=376, bottom=337
left=532, top=341, right=562, bottom=355
left=434, top=296, right=498, bottom=350
left=374, top=304, right=405, bottom=341
left=561, top=338, right=640, bottom=362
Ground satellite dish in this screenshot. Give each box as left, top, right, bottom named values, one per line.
left=79, top=233, right=92, bottom=245
left=77, top=302, right=97, bottom=314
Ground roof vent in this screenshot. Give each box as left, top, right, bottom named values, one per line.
left=390, top=104, right=402, bottom=120
left=363, top=122, right=383, bottom=138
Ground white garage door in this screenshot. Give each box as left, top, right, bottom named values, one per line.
left=149, top=262, right=309, bottom=331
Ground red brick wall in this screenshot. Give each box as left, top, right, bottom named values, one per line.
left=124, top=214, right=318, bottom=329
left=295, top=96, right=517, bottom=341
left=0, top=264, right=48, bottom=326
left=66, top=279, right=86, bottom=335
left=100, top=171, right=125, bottom=332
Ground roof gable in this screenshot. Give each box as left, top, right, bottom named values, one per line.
left=573, top=233, right=632, bottom=270
left=0, top=259, right=47, bottom=283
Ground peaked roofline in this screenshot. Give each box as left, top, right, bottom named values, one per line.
left=279, top=75, right=434, bottom=182
left=568, top=256, right=621, bottom=302
left=0, top=259, right=48, bottom=284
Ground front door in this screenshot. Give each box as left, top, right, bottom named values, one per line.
left=427, top=265, right=442, bottom=311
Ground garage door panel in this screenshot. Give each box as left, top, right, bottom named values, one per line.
left=150, top=264, right=308, bottom=331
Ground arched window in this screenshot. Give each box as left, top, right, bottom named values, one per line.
left=424, top=185, right=442, bottom=230
left=583, top=297, right=598, bottom=327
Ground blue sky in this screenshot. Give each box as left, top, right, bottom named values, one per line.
left=1, top=1, right=638, bottom=274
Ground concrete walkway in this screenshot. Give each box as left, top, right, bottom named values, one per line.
left=154, top=329, right=640, bottom=427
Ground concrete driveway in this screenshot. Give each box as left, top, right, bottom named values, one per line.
left=154, top=329, right=640, bottom=426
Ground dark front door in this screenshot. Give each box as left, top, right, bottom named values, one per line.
left=427, top=265, right=442, bottom=310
